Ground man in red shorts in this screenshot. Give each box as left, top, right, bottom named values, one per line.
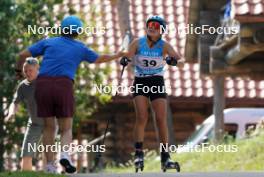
left=16, top=15, right=125, bottom=173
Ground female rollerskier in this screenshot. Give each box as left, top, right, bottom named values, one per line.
left=121, top=15, right=184, bottom=172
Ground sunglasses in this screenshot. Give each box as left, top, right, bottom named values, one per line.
left=25, top=58, right=39, bottom=65
left=147, top=21, right=161, bottom=30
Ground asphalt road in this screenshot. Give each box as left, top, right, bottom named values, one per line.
left=69, top=172, right=264, bottom=177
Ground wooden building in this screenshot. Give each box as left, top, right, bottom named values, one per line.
left=65, top=0, right=264, bottom=164
left=186, top=0, right=264, bottom=141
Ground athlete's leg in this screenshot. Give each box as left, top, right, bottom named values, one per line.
left=151, top=98, right=168, bottom=144
left=151, top=98, right=170, bottom=163
left=133, top=96, right=149, bottom=143
left=151, top=98, right=179, bottom=170
left=133, top=95, right=149, bottom=170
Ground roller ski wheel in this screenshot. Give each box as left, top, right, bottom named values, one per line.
left=134, top=151, right=144, bottom=173
left=161, top=159, right=180, bottom=172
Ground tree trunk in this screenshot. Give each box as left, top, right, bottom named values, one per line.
left=116, top=0, right=131, bottom=37
left=213, top=76, right=225, bottom=143
left=199, top=11, right=221, bottom=75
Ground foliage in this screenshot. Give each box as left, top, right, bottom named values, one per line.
left=106, top=123, right=264, bottom=172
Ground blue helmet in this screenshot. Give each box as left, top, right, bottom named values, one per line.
left=61, top=15, right=83, bottom=33
left=146, top=15, right=166, bottom=32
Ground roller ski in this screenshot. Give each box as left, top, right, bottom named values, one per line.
left=134, top=150, right=144, bottom=173
left=161, top=153, right=180, bottom=172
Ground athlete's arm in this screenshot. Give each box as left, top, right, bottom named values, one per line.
left=123, top=38, right=139, bottom=59
left=95, top=38, right=138, bottom=63
left=163, top=42, right=185, bottom=67
left=95, top=51, right=125, bottom=63
left=163, top=42, right=181, bottom=59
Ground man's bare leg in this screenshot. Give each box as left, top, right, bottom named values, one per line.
left=57, top=117, right=76, bottom=173
left=21, top=156, right=32, bottom=171
left=42, top=117, right=57, bottom=173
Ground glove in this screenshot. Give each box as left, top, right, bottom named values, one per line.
left=120, top=56, right=131, bottom=67
left=165, top=57, right=177, bottom=66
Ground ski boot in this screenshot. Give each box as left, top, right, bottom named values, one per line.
left=161, top=153, right=180, bottom=172
left=134, top=150, right=144, bottom=173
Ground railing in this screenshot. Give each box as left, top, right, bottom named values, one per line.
left=79, top=132, right=111, bottom=173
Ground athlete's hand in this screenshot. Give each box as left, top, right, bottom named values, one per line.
left=165, top=57, right=177, bottom=66
left=120, top=56, right=131, bottom=66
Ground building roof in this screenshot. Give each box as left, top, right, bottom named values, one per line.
left=233, top=0, right=264, bottom=15
left=57, top=0, right=264, bottom=99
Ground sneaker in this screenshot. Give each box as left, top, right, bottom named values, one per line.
left=45, top=162, right=57, bottom=174
left=59, top=152, right=76, bottom=173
